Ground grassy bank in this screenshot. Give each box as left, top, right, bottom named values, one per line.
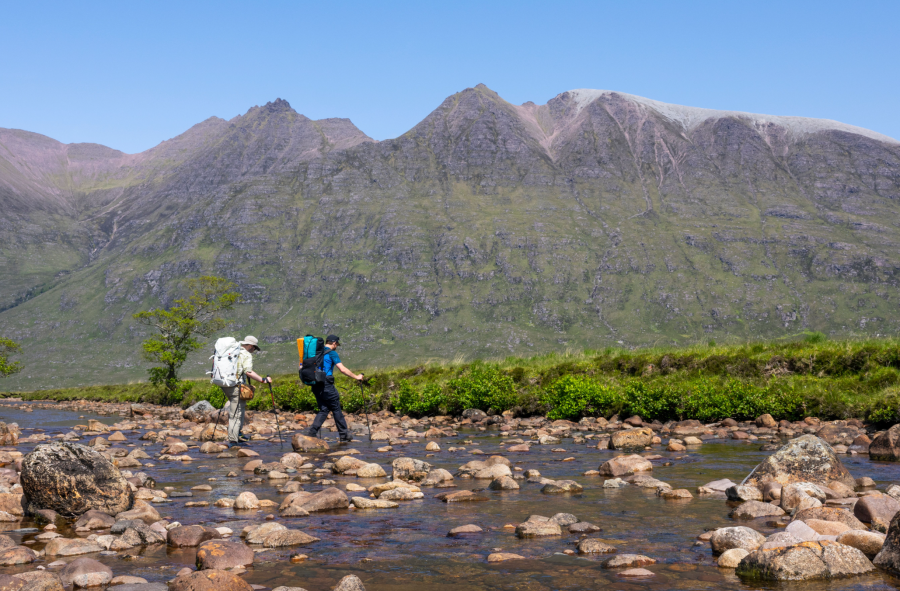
left=5, top=338, right=900, bottom=425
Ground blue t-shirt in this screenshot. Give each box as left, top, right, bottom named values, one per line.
left=321, top=349, right=341, bottom=376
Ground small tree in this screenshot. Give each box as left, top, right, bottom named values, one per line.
left=0, top=338, right=22, bottom=378
left=133, top=276, right=239, bottom=396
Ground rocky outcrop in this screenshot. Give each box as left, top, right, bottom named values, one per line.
left=737, top=541, right=873, bottom=581
left=20, top=443, right=133, bottom=517
left=742, top=435, right=856, bottom=490
left=869, top=425, right=900, bottom=461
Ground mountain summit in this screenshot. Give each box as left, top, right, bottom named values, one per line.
left=1, top=86, right=898, bottom=388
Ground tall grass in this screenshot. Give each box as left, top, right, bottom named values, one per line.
left=4, top=338, right=900, bottom=424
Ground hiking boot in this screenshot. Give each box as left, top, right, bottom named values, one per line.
left=238, top=435, right=251, bottom=443
left=339, top=437, right=354, bottom=443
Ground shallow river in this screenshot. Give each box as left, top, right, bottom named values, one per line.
left=1, top=403, right=899, bottom=591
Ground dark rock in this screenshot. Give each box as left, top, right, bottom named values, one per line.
left=742, top=435, right=855, bottom=490
left=121, top=521, right=166, bottom=545
left=290, top=434, right=329, bottom=453
left=20, top=442, right=133, bottom=517
left=0, top=575, right=24, bottom=591
left=870, top=425, right=900, bottom=461
left=874, top=510, right=900, bottom=572
left=168, top=525, right=221, bottom=547
left=854, top=494, right=900, bottom=527
left=74, top=510, right=115, bottom=530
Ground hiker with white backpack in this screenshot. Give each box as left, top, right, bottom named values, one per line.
left=208, top=335, right=272, bottom=446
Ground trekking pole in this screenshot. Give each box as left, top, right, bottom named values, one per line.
left=266, top=375, right=284, bottom=448
left=209, top=403, right=223, bottom=442
left=360, top=376, right=373, bottom=442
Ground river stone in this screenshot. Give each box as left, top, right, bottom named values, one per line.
left=44, top=538, right=103, bottom=556
left=121, top=521, right=166, bottom=545
left=854, top=494, right=900, bottom=527
left=356, top=463, right=386, bottom=478
left=609, top=428, right=653, bottom=450
left=785, top=520, right=819, bottom=542
left=246, top=522, right=286, bottom=544
left=448, top=524, right=482, bottom=536
left=291, top=434, right=329, bottom=454
left=781, top=482, right=827, bottom=511
left=333, top=575, right=365, bottom=591
left=577, top=539, right=616, bottom=554
left=281, top=488, right=348, bottom=513
left=599, top=455, right=652, bottom=477
left=263, top=529, right=320, bottom=547
left=550, top=513, right=578, bottom=526
left=792, top=507, right=866, bottom=530
left=115, top=500, right=159, bottom=524
left=332, top=456, right=368, bottom=474
left=763, top=482, right=783, bottom=502
left=736, top=540, right=873, bottom=581
left=20, top=442, right=134, bottom=517
left=196, top=540, right=254, bottom=570
left=710, top=527, right=766, bottom=553
left=392, top=458, right=432, bottom=481
left=700, top=479, right=736, bottom=493
left=169, top=570, right=252, bottom=591
left=0, top=547, right=36, bottom=566
left=838, top=530, right=885, bottom=556
left=603, top=554, right=656, bottom=568
left=74, top=510, right=116, bottom=530
left=352, top=497, right=398, bottom=509
left=541, top=480, right=583, bottom=494
left=726, top=486, right=762, bottom=502
left=168, top=525, right=220, bottom=547
left=761, top=532, right=802, bottom=550
left=569, top=522, right=601, bottom=533
left=436, top=490, right=489, bottom=503
left=730, top=501, right=786, bottom=520
left=0, top=575, right=24, bottom=591
left=421, top=468, right=454, bottom=486
left=59, top=557, right=113, bottom=588
left=379, top=487, right=424, bottom=501
left=515, top=521, right=562, bottom=538
left=14, top=572, right=63, bottom=591
left=0, top=536, right=13, bottom=551
left=806, top=519, right=851, bottom=536
left=0, top=423, right=19, bottom=446
left=473, top=464, right=511, bottom=480
left=234, top=492, right=259, bottom=510
left=487, top=553, right=525, bottom=562
left=111, top=584, right=166, bottom=591
left=489, top=476, right=519, bottom=490
left=741, top=435, right=855, bottom=490
left=874, top=510, right=900, bottom=572
left=869, top=424, right=900, bottom=461
left=718, top=548, right=750, bottom=568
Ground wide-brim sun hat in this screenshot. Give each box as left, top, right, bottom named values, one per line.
left=243, top=335, right=261, bottom=351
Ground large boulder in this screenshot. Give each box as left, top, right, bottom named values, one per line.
left=599, top=455, right=652, bottom=477
left=710, top=527, right=766, bottom=553
left=291, top=434, right=329, bottom=453
left=392, top=458, right=432, bottom=481
left=736, top=540, right=873, bottom=581
left=609, top=428, right=653, bottom=450
left=183, top=401, right=216, bottom=422
left=59, top=557, right=113, bottom=588
left=869, top=424, right=900, bottom=461
left=195, top=540, right=254, bottom=570
left=730, top=501, right=786, bottom=520
left=279, top=488, right=349, bottom=515
left=741, top=435, right=855, bottom=490
left=874, top=509, right=900, bottom=572
left=854, top=494, right=900, bottom=530
left=168, top=525, right=221, bottom=547
left=793, top=507, right=866, bottom=530
left=169, top=570, right=252, bottom=591
left=13, top=571, right=63, bottom=591
left=20, top=442, right=134, bottom=517
left=838, top=530, right=885, bottom=557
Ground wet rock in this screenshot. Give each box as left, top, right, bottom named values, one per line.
left=436, top=490, right=488, bottom=503
left=726, top=485, right=762, bottom=502
left=719, top=548, right=750, bottom=568
left=169, top=570, right=252, bottom=591
left=461, top=409, right=487, bottom=421
left=785, top=520, right=819, bottom=542
left=44, top=538, right=103, bottom=556
left=168, top=525, right=220, bottom=547
left=837, top=530, right=885, bottom=556
left=550, top=513, right=578, bottom=526
left=487, top=553, right=525, bottom=562
left=0, top=575, right=24, bottom=591
left=541, top=480, right=582, bottom=494
left=853, top=494, right=900, bottom=527
left=121, top=521, right=166, bottom=545
left=742, top=435, right=856, bottom=490
left=730, top=501, right=786, bottom=520
left=781, top=483, right=827, bottom=512
left=392, top=458, right=432, bottom=481
left=74, top=509, right=115, bottom=530
left=356, top=464, right=386, bottom=478
left=756, top=414, right=778, bottom=428
left=196, top=540, right=254, bottom=570
left=234, top=492, right=260, bottom=510
left=199, top=443, right=225, bottom=454
left=421, top=469, right=454, bottom=487
left=869, top=424, right=900, bottom=461
left=602, top=554, right=656, bottom=568
left=599, top=455, right=652, bottom=477
left=489, top=476, right=519, bottom=490
left=184, top=401, right=216, bottom=422
left=280, top=488, right=348, bottom=514
left=762, top=482, right=782, bottom=502
left=115, top=500, right=159, bottom=524
left=425, top=442, right=440, bottom=452
left=569, top=522, right=601, bottom=533
left=874, top=510, right=900, bottom=572
left=710, top=527, right=766, bottom=553
left=736, top=540, right=873, bottom=581
left=698, top=479, right=736, bottom=494
left=333, top=575, right=366, bottom=591
left=351, top=497, right=398, bottom=509
left=291, top=435, right=329, bottom=454
left=332, top=456, right=368, bottom=474
left=792, top=507, right=866, bottom=530
left=112, top=584, right=166, bottom=591
left=472, top=464, right=512, bottom=479
left=515, top=520, right=561, bottom=538
left=577, top=539, right=615, bottom=554
left=609, top=428, right=653, bottom=450
left=658, top=488, right=692, bottom=499
left=20, top=443, right=133, bottom=517
left=0, top=423, right=19, bottom=446
left=262, top=529, right=319, bottom=548
left=448, top=524, right=482, bottom=536
left=0, top=547, right=36, bottom=566
left=59, top=557, right=113, bottom=588
left=806, top=519, right=850, bottom=536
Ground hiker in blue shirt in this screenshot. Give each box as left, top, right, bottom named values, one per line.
left=306, top=334, right=362, bottom=442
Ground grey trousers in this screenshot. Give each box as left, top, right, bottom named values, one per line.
left=221, top=386, right=246, bottom=443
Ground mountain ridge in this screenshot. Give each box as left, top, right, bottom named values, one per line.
left=0, top=85, right=898, bottom=389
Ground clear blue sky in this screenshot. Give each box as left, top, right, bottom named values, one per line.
left=2, top=0, right=897, bottom=153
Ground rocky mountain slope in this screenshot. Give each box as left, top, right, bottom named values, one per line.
left=1, top=85, right=898, bottom=389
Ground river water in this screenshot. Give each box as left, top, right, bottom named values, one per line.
left=0, top=402, right=899, bottom=591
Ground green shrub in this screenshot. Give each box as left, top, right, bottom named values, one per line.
left=394, top=380, right=444, bottom=416
left=446, top=362, right=518, bottom=414
left=622, top=381, right=682, bottom=421
left=541, top=375, right=621, bottom=420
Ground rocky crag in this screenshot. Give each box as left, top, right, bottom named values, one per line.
left=1, top=87, right=899, bottom=388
